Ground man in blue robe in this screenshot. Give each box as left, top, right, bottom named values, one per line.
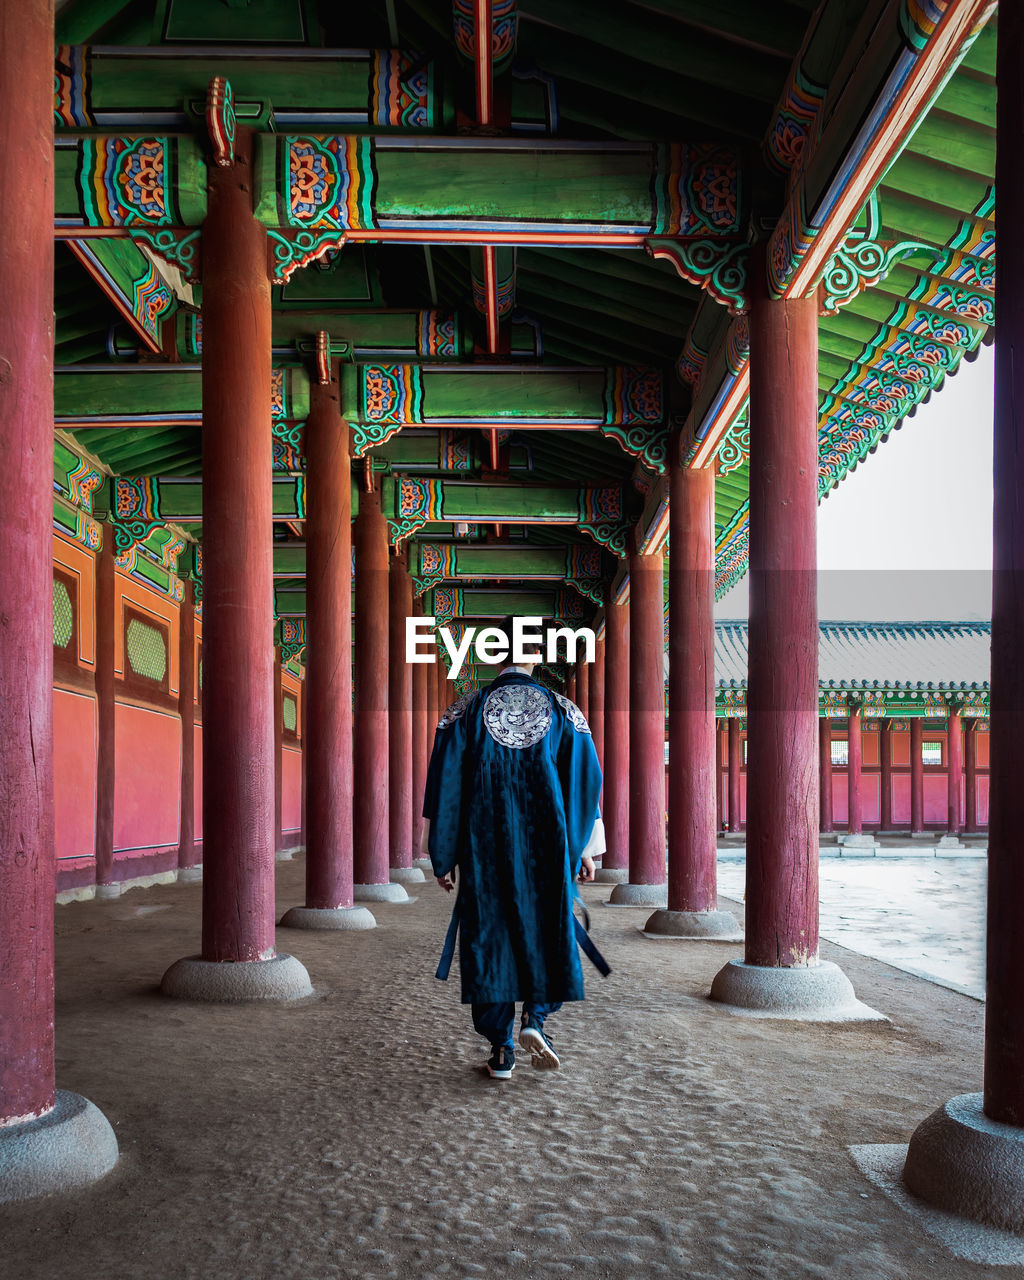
left=423, top=631, right=607, bottom=1079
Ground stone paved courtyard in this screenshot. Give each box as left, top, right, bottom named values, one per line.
left=1, top=857, right=998, bottom=1280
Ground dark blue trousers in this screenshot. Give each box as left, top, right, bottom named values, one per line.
left=471, top=1001, right=562, bottom=1049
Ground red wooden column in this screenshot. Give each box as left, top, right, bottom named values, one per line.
left=388, top=548, right=421, bottom=884
left=411, top=598, right=429, bottom=859
left=910, top=718, right=925, bottom=834
left=566, top=673, right=577, bottom=703
left=715, top=722, right=725, bottom=833
left=964, top=721, right=978, bottom=834
left=274, top=645, right=284, bottom=853
left=0, top=0, right=117, bottom=1195
left=178, top=580, right=197, bottom=874
left=819, top=717, right=834, bottom=834
left=596, top=592, right=629, bottom=882
left=879, top=720, right=893, bottom=833
left=576, top=658, right=590, bottom=720
left=94, top=535, right=117, bottom=896
left=427, top=646, right=439, bottom=755
left=905, top=16, right=1024, bottom=1219
left=946, top=702, right=963, bottom=837
left=846, top=703, right=863, bottom=836
left=353, top=480, right=407, bottom=902
left=162, top=125, right=309, bottom=1000
left=727, top=717, right=742, bottom=833
left=590, top=636, right=605, bottom=772
left=610, top=547, right=666, bottom=905
left=279, top=370, right=373, bottom=931
left=646, top=458, right=737, bottom=936
left=711, top=255, right=870, bottom=1016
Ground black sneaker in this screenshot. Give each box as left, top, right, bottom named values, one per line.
left=486, top=1045, right=516, bottom=1079
left=519, top=1015, right=560, bottom=1070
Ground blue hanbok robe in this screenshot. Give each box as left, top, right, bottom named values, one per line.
left=424, top=669, right=604, bottom=1005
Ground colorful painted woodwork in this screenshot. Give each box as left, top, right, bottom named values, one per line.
left=383, top=476, right=630, bottom=557
left=54, top=46, right=442, bottom=132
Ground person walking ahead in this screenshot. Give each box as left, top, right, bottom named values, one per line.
left=423, top=646, right=608, bottom=1079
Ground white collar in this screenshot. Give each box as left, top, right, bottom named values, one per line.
left=500, top=665, right=531, bottom=676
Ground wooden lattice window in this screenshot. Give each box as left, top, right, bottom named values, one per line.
left=52, top=567, right=80, bottom=680
left=53, top=579, right=73, bottom=649
left=122, top=605, right=170, bottom=698
left=922, top=740, right=944, bottom=766
left=283, top=693, right=297, bottom=733
left=830, top=739, right=849, bottom=767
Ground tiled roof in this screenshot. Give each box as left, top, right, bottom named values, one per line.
left=711, top=621, right=991, bottom=691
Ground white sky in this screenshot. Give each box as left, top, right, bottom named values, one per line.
left=715, top=342, right=995, bottom=621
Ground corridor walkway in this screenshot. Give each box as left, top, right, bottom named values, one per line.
left=3, top=860, right=992, bottom=1279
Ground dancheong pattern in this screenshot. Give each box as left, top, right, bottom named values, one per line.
left=372, top=50, right=434, bottom=128
left=417, top=312, right=458, bottom=358
left=131, top=262, right=174, bottom=342
left=285, top=136, right=376, bottom=231
left=55, top=45, right=93, bottom=127
left=453, top=0, right=518, bottom=69
left=112, top=476, right=163, bottom=554
left=362, top=365, right=424, bottom=424
left=439, top=430, right=473, bottom=470
left=653, top=144, right=741, bottom=237
left=79, top=137, right=174, bottom=227
left=603, top=368, right=662, bottom=425
left=764, top=66, right=826, bottom=176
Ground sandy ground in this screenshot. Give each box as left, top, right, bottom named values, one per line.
left=1, top=858, right=1000, bottom=1280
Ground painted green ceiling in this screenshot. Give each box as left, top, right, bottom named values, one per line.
left=52, top=0, right=999, bottom=635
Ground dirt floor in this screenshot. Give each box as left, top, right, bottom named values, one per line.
left=2, top=857, right=998, bottom=1280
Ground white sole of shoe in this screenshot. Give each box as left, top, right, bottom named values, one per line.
left=486, top=1063, right=515, bottom=1079
left=519, top=1026, right=560, bottom=1070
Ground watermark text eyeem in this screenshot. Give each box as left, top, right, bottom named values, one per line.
left=406, top=616, right=595, bottom=679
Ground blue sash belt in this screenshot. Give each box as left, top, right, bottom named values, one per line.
left=435, top=888, right=610, bottom=982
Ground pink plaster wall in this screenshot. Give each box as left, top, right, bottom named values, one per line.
left=54, top=687, right=97, bottom=863
left=113, top=703, right=181, bottom=854
left=194, top=724, right=203, bottom=841
left=282, top=744, right=302, bottom=835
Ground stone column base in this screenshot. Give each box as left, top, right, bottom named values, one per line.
left=390, top=866, right=426, bottom=885
left=353, top=881, right=410, bottom=904
left=607, top=881, right=668, bottom=908
left=936, top=835, right=963, bottom=849
left=710, top=958, right=885, bottom=1021
left=0, top=1091, right=118, bottom=1204
left=180, top=866, right=203, bottom=883
left=161, top=952, right=312, bottom=1002
left=643, top=908, right=743, bottom=941
left=903, top=1093, right=1024, bottom=1231
left=840, top=833, right=880, bottom=850
left=593, top=867, right=628, bottom=884
left=412, top=857, right=432, bottom=872
left=279, top=905, right=376, bottom=931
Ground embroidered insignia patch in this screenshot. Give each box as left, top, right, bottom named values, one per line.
left=437, top=691, right=476, bottom=730
left=483, top=685, right=553, bottom=749
left=554, top=693, right=591, bottom=735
